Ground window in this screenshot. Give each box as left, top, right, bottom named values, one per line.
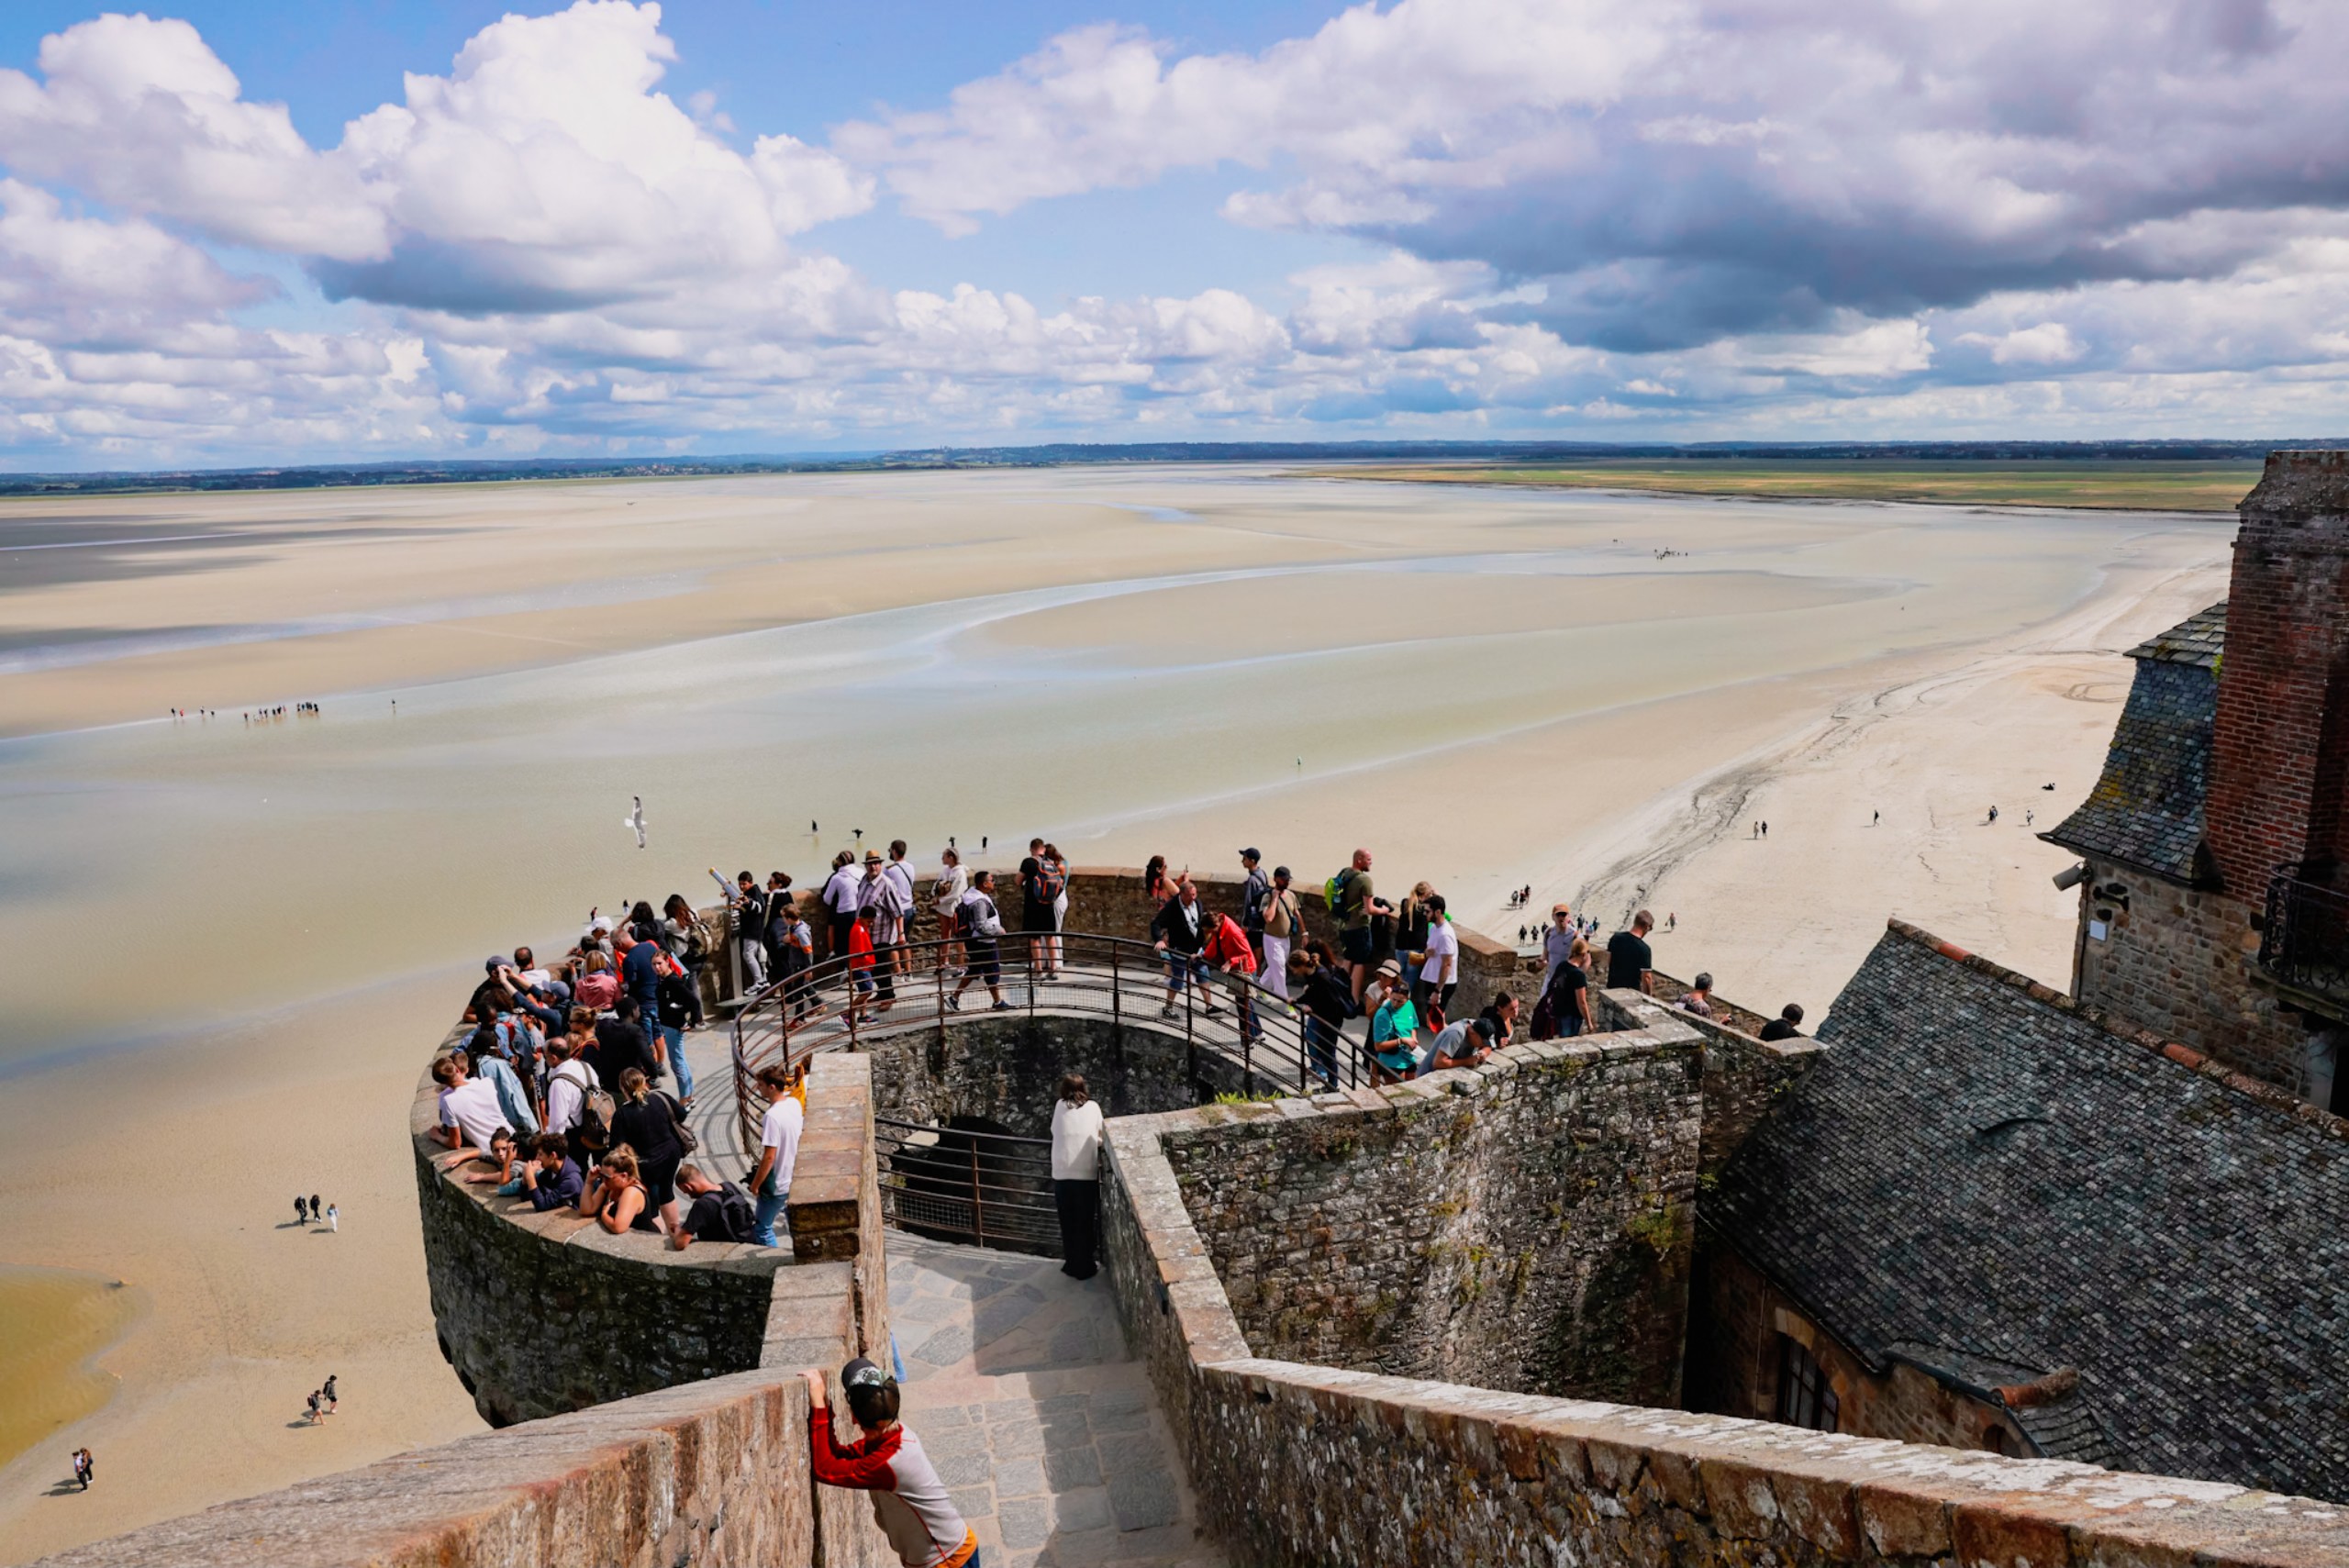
left=1775, top=1333, right=1839, bottom=1432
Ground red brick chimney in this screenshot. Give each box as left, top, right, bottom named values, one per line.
left=2207, top=450, right=2349, bottom=899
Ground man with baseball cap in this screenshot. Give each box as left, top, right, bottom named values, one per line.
left=804, top=1357, right=977, bottom=1566
left=1542, top=903, right=1579, bottom=986
left=1258, top=864, right=1302, bottom=1003
left=1238, top=848, right=1269, bottom=961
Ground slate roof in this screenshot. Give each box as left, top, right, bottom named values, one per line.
left=2042, top=602, right=2223, bottom=883
left=1709, top=919, right=2349, bottom=1499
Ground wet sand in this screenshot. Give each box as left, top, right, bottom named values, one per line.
left=0, top=467, right=2234, bottom=1556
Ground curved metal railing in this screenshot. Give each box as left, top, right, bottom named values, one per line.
left=728, top=930, right=1371, bottom=1156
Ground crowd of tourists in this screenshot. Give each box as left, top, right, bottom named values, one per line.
left=436, top=906, right=806, bottom=1249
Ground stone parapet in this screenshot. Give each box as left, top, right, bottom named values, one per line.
left=1099, top=1008, right=2349, bottom=1567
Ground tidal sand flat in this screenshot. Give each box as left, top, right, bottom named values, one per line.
left=0, top=1267, right=140, bottom=1474
left=0, top=466, right=2232, bottom=1555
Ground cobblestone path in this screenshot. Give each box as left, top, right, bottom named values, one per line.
left=885, top=1232, right=1224, bottom=1568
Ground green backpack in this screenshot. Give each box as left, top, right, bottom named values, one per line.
left=1324, top=867, right=1355, bottom=919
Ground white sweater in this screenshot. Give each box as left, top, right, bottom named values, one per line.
left=1051, top=1099, right=1106, bottom=1181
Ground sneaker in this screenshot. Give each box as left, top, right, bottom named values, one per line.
left=1160, top=1004, right=1178, bottom=1018
left=991, top=1000, right=1015, bottom=1012
left=1203, top=1002, right=1225, bottom=1017
left=945, top=994, right=962, bottom=1012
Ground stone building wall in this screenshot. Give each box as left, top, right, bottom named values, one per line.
left=1155, top=1007, right=1704, bottom=1407
left=862, top=1011, right=1275, bottom=1138
left=1097, top=1073, right=2349, bottom=1568
left=1687, top=1240, right=2024, bottom=1456
left=2071, top=855, right=2311, bottom=1091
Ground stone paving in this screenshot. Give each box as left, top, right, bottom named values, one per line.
left=886, top=1232, right=1224, bottom=1568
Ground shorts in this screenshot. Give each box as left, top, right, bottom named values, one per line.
left=1341, top=928, right=1375, bottom=965
left=966, top=941, right=1001, bottom=984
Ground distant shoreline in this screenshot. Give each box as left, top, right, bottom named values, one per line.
left=1293, top=461, right=2261, bottom=514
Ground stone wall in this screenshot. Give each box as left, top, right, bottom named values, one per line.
left=413, top=1049, right=885, bottom=1431
left=863, top=1011, right=1275, bottom=1139
left=1097, top=1067, right=2349, bottom=1568
left=2072, top=855, right=2310, bottom=1091
left=1687, top=1239, right=2025, bottom=1457
left=410, top=1063, right=788, bottom=1427
left=1155, top=1007, right=1703, bottom=1407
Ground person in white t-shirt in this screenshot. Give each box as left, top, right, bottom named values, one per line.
left=543, top=1033, right=599, bottom=1141
left=932, top=849, right=970, bottom=974
left=430, top=1055, right=509, bottom=1151
left=1416, top=895, right=1461, bottom=1024
left=749, top=1063, right=805, bottom=1249
left=1050, top=1073, right=1107, bottom=1281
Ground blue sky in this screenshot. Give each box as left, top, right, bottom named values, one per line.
left=1, top=0, right=2345, bottom=465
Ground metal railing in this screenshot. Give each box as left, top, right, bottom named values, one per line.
left=876, top=1117, right=1059, bottom=1254
left=728, top=930, right=1370, bottom=1158
left=2259, top=868, right=2349, bottom=1004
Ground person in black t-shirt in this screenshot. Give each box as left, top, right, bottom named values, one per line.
left=585, top=997, right=659, bottom=1090
left=1606, top=911, right=1655, bottom=993
left=1759, top=1003, right=1806, bottom=1041
left=670, top=1163, right=756, bottom=1249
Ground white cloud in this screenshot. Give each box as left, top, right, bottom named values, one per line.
left=1959, top=323, right=2085, bottom=365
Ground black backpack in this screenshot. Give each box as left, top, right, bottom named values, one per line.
left=710, top=1182, right=758, bottom=1243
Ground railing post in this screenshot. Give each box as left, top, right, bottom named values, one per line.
left=1111, top=942, right=1121, bottom=1029
left=968, top=1138, right=985, bottom=1248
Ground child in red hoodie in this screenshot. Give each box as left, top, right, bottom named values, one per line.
left=804, top=1359, right=978, bottom=1568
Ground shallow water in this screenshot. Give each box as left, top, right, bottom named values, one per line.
left=0, top=1267, right=141, bottom=1474
left=0, top=474, right=2210, bottom=1071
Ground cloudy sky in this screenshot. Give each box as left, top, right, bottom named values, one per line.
left=2, top=0, right=2346, bottom=466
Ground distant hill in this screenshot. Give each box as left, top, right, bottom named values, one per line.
left=0, top=439, right=2337, bottom=498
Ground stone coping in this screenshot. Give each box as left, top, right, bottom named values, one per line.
left=1102, top=994, right=2349, bottom=1567
left=410, top=1045, right=791, bottom=1279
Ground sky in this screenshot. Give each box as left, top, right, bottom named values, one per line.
left=2, top=0, right=2347, bottom=467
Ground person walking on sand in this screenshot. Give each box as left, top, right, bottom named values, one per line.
left=323, top=1374, right=338, bottom=1414
left=305, top=1389, right=322, bottom=1426
left=71, top=1448, right=93, bottom=1490
left=1987, top=805, right=1998, bottom=825
left=294, top=1195, right=308, bottom=1226
left=1052, top=1074, right=1105, bottom=1280
left=326, top=1202, right=338, bottom=1232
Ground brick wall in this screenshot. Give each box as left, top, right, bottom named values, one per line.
left=2207, top=450, right=2349, bottom=898
left=2072, top=854, right=2310, bottom=1090
left=1150, top=1003, right=1705, bottom=1407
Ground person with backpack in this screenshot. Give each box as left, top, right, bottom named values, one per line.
left=1018, top=849, right=1057, bottom=984
left=883, top=841, right=919, bottom=980
left=1259, top=866, right=1302, bottom=1003
left=1327, top=848, right=1393, bottom=1006
left=949, top=872, right=1012, bottom=1012
left=670, top=1162, right=757, bottom=1249
left=726, top=870, right=769, bottom=993
left=1287, top=941, right=1355, bottom=1091
left=1239, top=849, right=1269, bottom=962
left=770, top=886, right=817, bottom=1021
left=544, top=1024, right=614, bottom=1168
left=819, top=849, right=861, bottom=981
left=762, top=872, right=796, bottom=982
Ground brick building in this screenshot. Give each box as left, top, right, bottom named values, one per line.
left=2043, top=450, right=2349, bottom=1106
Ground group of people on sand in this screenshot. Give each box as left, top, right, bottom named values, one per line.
left=291, top=1194, right=337, bottom=1230
left=301, top=1376, right=339, bottom=1426
left=436, top=902, right=805, bottom=1251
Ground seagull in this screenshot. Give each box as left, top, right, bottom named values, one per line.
left=624, top=795, right=647, bottom=850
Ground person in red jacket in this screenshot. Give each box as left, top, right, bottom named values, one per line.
left=1201, top=908, right=1262, bottom=1044
left=803, top=1360, right=977, bottom=1567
